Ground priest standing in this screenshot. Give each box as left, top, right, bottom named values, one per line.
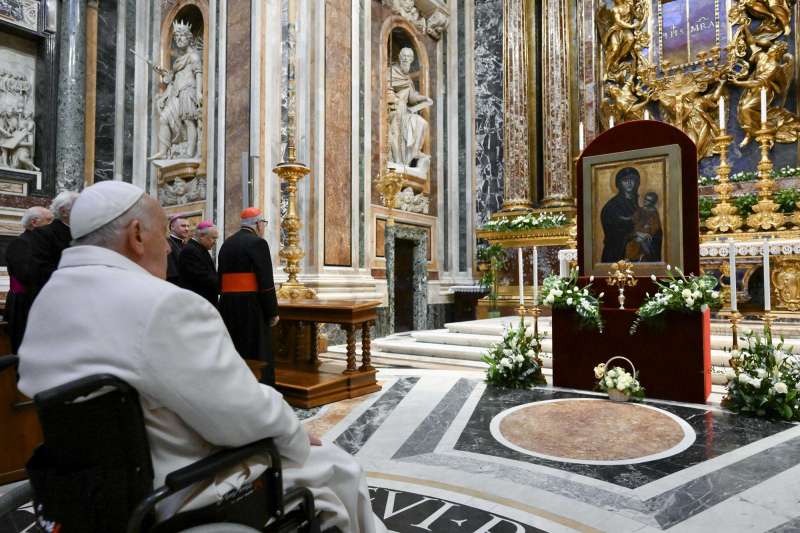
left=179, top=220, right=219, bottom=306
left=30, top=191, right=78, bottom=294
left=166, top=215, right=190, bottom=285
left=218, top=207, right=279, bottom=385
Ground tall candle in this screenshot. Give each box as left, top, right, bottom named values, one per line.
left=609, top=116, right=615, bottom=128
left=728, top=241, right=737, bottom=312
left=559, top=256, right=568, bottom=278
left=578, top=121, right=585, bottom=151
left=644, top=110, right=650, bottom=121
left=532, top=247, right=539, bottom=304
left=763, top=240, right=771, bottom=311
left=760, top=88, right=767, bottom=126
left=718, top=96, right=725, bottom=131
left=518, top=248, right=524, bottom=306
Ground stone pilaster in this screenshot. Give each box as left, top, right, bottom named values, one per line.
left=541, top=0, right=573, bottom=206
left=56, top=0, right=87, bottom=192
left=500, top=0, right=531, bottom=211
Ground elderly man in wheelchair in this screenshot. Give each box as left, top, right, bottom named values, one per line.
left=1, top=182, right=386, bottom=533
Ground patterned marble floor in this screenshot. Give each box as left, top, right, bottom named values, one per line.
left=3, top=369, right=800, bottom=532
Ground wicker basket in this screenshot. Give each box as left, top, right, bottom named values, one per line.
left=603, top=356, right=637, bottom=402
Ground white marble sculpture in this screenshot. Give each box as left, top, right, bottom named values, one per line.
left=0, top=68, right=37, bottom=172
left=158, top=175, right=206, bottom=206
left=388, top=47, right=432, bottom=181
left=150, top=20, right=203, bottom=161
left=397, top=186, right=430, bottom=214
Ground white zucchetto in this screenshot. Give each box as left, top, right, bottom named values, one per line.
left=70, top=181, right=145, bottom=239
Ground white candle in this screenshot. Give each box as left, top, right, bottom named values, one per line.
left=609, top=116, right=615, bottom=128
left=578, top=121, right=585, bottom=151
left=518, top=248, right=524, bottom=306
left=559, top=256, right=568, bottom=278
left=718, top=96, right=725, bottom=131
left=763, top=240, right=771, bottom=311
left=532, top=247, right=539, bottom=304
left=760, top=88, right=767, bottom=126
left=644, top=110, right=650, bottom=121
left=728, top=241, right=737, bottom=312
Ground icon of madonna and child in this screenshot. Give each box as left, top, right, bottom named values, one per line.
left=600, top=166, right=663, bottom=263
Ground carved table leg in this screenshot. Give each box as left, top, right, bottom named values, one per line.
left=360, top=320, right=375, bottom=371
left=309, top=322, right=319, bottom=365
left=342, top=324, right=357, bottom=374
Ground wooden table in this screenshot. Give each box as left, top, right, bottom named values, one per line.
left=275, top=299, right=382, bottom=408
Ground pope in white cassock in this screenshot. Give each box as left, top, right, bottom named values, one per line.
left=17, top=181, right=386, bottom=532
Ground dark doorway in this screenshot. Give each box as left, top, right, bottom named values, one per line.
left=394, top=238, right=415, bottom=332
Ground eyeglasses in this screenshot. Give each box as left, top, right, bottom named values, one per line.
left=257, top=219, right=268, bottom=226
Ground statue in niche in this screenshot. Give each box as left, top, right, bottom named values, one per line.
left=729, top=40, right=798, bottom=147
left=396, top=186, right=429, bottom=214
left=159, top=175, right=206, bottom=206
left=387, top=47, right=432, bottom=179
left=0, top=69, right=38, bottom=172
left=150, top=20, right=203, bottom=161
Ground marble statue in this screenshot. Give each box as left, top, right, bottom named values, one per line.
left=426, top=10, right=448, bottom=39
left=392, top=0, right=426, bottom=33
left=158, top=175, right=206, bottom=206
left=150, top=20, right=203, bottom=161
left=388, top=47, right=432, bottom=179
left=0, top=68, right=37, bottom=172
left=397, top=186, right=429, bottom=214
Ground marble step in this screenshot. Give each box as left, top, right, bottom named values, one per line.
left=411, top=329, right=503, bottom=348
left=371, top=337, right=489, bottom=361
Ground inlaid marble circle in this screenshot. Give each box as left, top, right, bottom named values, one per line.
left=490, top=399, right=696, bottom=465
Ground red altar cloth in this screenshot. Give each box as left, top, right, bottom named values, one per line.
left=551, top=306, right=711, bottom=404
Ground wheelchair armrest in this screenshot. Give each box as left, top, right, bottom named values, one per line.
left=164, top=437, right=280, bottom=492
left=0, top=355, right=18, bottom=373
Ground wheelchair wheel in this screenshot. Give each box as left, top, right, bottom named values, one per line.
left=179, top=524, right=261, bottom=532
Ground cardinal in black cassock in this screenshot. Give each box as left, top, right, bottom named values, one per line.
left=7, top=229, right=38, bottom=353
left=218, top=207, right=278, bottom=385
left=179, top=220, right=219, bottom=306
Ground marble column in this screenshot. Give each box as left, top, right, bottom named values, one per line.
left=541, top=0, right=573, bottom=206
left=56, top=0, right=87, bottom=192
left=500, top=0, right=531, bottom=211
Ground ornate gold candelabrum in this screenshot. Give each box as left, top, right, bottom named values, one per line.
left=375, top=167, right=405, bottom=227
left=606, top=260, right=637, bottom=310
left=705, top=133, right=743, bottom=233
left=728, top=309, right=741, bottom=351
left=746, top=125, right=785, bottom=231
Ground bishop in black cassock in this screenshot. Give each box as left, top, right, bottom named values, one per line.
left=179, top=221, right=219, bottom=306
left=218, top=207, right=279, bottom=385
left=166, top=215, right=190, bottom=285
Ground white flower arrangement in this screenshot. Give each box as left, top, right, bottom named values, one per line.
left=723, top=332, right=800, bottom=421
left=630, top=266, right=721, bottom=334
left=593, top=363, right=645, bottom=400
left=482, top=317, right=546, bottom=389
left=481, top=212, right=568, bottom=233
left=541, top=269, right=604, bottom=332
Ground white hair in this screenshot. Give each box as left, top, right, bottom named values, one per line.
left=21, top=206, right=50, bottom=231
left=241, top=216, right=260, bottom=227
left=196, top=225, right=217, bottom=237
left=73, top=196, right=151, bottom=248
left=49, top=191, right=80, bottom=221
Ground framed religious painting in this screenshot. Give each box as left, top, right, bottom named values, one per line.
left=581, top=144, right=683, bottom=278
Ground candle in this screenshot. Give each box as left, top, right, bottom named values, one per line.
left=728, top=241, right=737, bottom=312
left=763, top=240, right=771, bottom=311
left=760, top=88, right=767, bottom=126
left=609, top=116, right=615, bottom=128
left=559, top=256, right=568, bottom=278
left=578, top=121, right=585, bottom=151
left=518, top=248, right=524, bottom=306
left=644, top=110, right=650, bottom=121
left=718, top=96, right=725, bottom=132
left=532, top=247, right=539, bottom=304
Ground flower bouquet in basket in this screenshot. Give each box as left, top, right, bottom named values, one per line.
left=541, top=269, right=604, bottom=332
left=483, top=317, right=547, bottom=389
left=594, top=356, right=645, bottom=401
left=722, top=332, right=800, bottom=421
left=631, top=266, right=721, bottom=334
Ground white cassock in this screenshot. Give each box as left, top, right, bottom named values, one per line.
left=18, top=245, right=386, bottom=533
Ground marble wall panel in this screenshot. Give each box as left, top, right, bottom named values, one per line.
left=323, top=0, right=352, bottom=267
left=473, top=0, right=503, bottom=227
left=93, top=0, right=117, bottom=182
left=223, top=0, right=251, bottom=236
left=122, top=0, right=136, bottom=181
left=458, top=0, right=467, bottom=270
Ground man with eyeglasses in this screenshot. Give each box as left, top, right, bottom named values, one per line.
left=218, top=207, right=279, bottom=385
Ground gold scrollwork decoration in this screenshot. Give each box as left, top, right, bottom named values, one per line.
left=772, top=257, right=800, bottom=311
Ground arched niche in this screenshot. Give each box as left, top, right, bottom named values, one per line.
left=158, top=0, right=209, bottom=174
left=378, top=16, right=431, bottom=186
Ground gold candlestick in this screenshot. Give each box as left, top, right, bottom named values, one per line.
left=706, top=133, right=743, bottom=233
left=606, top=260, right=637, bottom=309
left=763, top=312, right=775, bottom=335
left=276, top=20, right=315, bottom=301
left=728, top=309, right=741, bottom=351
left=746, top=126, right=785, bottom=231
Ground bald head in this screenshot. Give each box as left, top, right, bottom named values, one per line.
left=21, top=206, right=54, bottom=231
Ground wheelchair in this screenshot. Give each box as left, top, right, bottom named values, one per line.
left=0, top=355, right=329, bottom=532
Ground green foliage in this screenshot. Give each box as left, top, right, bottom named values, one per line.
left=477, top=244, right=507, bottom=295
left=722, top=332, right=800, bottom=422
left=483, top=317, right=546, bottom=389
left=733, top=194, right=758, bottom=216
left=698, top=197, right=716, bottom=221
left=775, top=188, right=800, bottom=214
left=541, top=269, right=604, bottom=332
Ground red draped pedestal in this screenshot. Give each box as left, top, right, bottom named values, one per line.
left=552, top=307, right=711, bottom=404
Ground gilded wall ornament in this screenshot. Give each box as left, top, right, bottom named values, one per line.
left=772, top=257, right=800, bottom=311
